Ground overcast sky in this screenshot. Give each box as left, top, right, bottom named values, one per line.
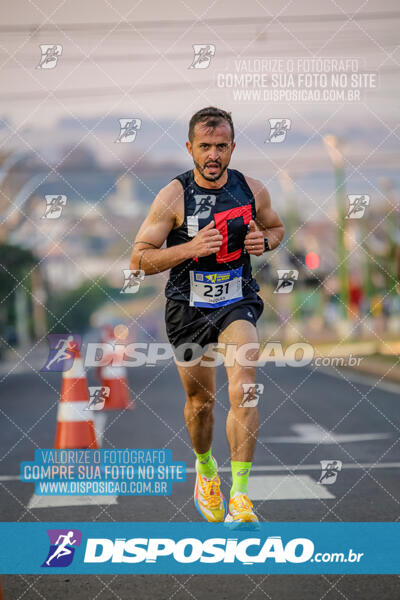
left=0, top=0, right=399, bottom=199
left=0, top=0, right=398, bottom=124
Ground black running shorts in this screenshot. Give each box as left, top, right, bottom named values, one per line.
left=165, top=293, right=264, bottom=360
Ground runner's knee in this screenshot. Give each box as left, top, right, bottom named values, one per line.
left=228, top=367, right=256, bottom=389
left=228, top=374, right=258, bottom=408
left=185, top=389, right=215, bottom=412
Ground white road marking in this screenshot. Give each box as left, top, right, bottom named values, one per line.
left=93, top=411, right=107, bottom=447
left=248, top=474, right=335, bottom=500
left=261, top=423, right=391, bottom=444
left=27, top=494, right=117, bottom=509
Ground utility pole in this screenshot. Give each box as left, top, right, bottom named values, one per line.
left=323, top=135, right=349, bottom=319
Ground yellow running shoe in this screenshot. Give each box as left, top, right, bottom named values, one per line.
left=194, top=458, right=227, bottom=522
left=225, top=492, right=259, bottom=528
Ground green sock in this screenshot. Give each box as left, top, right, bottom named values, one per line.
left=230, top=461, right=252, bottom=497
left=194, top=448, right=217, bottom=478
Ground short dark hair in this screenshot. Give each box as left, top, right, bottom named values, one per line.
left=188, top=106, right=234, bottom=142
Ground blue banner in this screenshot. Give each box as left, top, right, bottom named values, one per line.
left=0, top=522, right=399, bottom=574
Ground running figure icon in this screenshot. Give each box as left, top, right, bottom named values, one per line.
left=45, top=335, right=75, bottom=370
left=45, top=531, right=77, bottom=566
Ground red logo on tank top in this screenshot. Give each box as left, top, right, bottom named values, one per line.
left=214, top=204, right=252, bottom=262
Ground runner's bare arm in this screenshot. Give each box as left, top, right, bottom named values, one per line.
left=245, top=177, right=284, bottom=253
left=129, top=180, right=223, bottom=275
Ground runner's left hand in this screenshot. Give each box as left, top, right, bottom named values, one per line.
left=244, top=220, right=264, bottom=256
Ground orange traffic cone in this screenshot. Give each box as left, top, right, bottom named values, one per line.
left=55, top=341, right=98, bottom=449
left=99, top=326, right=134, bottom=411
left=100, top=362, right=134, bottom=411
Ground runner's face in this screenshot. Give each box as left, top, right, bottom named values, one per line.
left=187, top=122, right=235, bottom=181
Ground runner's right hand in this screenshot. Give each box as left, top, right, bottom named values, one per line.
left=187, top=220, right=223, bottom=257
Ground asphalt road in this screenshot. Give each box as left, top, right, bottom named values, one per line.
left=1, top=355, right=399, bottom=599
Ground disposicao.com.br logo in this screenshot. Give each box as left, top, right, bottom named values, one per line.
left=82, top=536, right=363, bottom=566
left=35, top=525, right=368, bottom=574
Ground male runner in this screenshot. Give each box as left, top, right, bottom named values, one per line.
left=130, top=107, right=284, bottom=524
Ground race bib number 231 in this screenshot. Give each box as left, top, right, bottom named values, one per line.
left=189, top=267, right=243, bottom=308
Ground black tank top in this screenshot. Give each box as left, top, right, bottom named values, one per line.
left=165, top=168, right=260, bottom=303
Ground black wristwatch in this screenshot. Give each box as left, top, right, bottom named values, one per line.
left=263, top=238, right=271, bottom=252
